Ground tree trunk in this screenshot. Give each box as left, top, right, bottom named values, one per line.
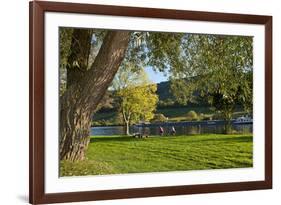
left=122, top=111, right=131, bottom=136
left=60, top=31, right=131, bottom=161
left=125, top=121, right=130, bottom=136
left=223, top=112, right=232, bottom=134
left=59, top=89, right=92, bottom=161
left=225, top=120, right=232, bottom=134
left=66, top=28, right=93, bottom=87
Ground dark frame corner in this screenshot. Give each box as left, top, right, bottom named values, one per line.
left=29, top=1, right=272, bottom=204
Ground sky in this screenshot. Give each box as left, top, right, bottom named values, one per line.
left=145, top=66, right=169, bottom=84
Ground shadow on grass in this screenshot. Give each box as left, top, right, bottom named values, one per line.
left=90, top=136, right=136, bottom=143
left=184, top=135, right=253, bottom=144
left=90, top=135, right=252, bottom=144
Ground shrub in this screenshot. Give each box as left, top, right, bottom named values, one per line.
left=202, top=115, right=212, bottom=121
left=198, top=113, right=204, bottom=120
left=91, top=121, right=101, bottom=126
left=152, top=113, right=167, bottom=122
left=186, top=110, right=198, bottom=121
left=198, top=113, right=212, bottom=121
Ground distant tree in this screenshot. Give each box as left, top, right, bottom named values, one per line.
left=170, top=34, right=253, bottom=133
left=186, top=110, right=198, bottom=121
left=118, top=85, right=158, bottom=135
left=113, top=66, right=158, bottom=135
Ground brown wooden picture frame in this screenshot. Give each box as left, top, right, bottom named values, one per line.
left=29, top=1, right=272, bottom=204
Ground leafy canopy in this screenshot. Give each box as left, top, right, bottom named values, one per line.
left=59, top=28, right=253, bottom=117
left=169, top=34, right=253, bottom=116
left=113, top=66, right=158, bottom=125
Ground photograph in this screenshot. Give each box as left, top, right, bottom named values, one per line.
left=0, top=0, right=277, bottom=204
left=59, top=27, right=254, bottom=177
left=29, top=1, right=272, bottom=203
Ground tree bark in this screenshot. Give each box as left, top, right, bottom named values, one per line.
left=66, top=29, right=93, bottom=87
left=125, top=121, right=130, bottom=136
left=60, top=31, right=131, bottom=161
left=122, top=110, right=131, bottom=136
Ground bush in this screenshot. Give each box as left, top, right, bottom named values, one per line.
left=152, top=113, right=167, bottom=122
left=91, top=121, right=101, bottom=126
left=158, top=99, right=175, bottom=107
left=198, top=113, right=204, bottom=120
left=202, top=115, right=212, bottom=121
left=198, top=113, right=212, bottom=121
left=186, top=110, right=198, bottom=121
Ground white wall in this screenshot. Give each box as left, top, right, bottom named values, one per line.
left=0, top=0, right=279, bottom=204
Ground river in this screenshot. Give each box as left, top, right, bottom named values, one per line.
left=91, top=120, right=252, bottom=136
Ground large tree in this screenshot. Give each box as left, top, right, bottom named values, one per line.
left=59, top=29, right=131, bottom=161
left=59, top=29, right=186, bottom=161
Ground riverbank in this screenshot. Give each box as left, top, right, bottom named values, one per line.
left=92, top=106, right=249, bottom=127
left=60, top=134, right=253, bottom=176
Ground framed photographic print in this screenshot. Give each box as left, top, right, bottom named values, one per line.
left=29, top=1, right=272, bottom=204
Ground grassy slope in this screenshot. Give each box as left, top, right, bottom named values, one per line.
left=60, top=134, right=253, bottom=176
left=93, top=106, right=211, bottom=120
left=92, top=106, right=248, bottom=126
left=158, top=106, right=211, bottom=117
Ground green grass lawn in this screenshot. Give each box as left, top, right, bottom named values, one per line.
left=60, top=134, right=253, bottom=177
